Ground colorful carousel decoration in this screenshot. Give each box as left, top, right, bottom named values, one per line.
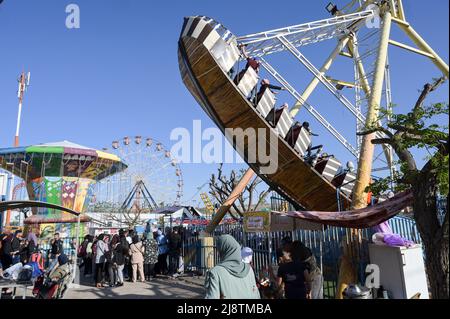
left=0, top=141, right=127, bottom=238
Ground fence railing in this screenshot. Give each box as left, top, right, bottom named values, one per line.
left=181, top=213, right=422, bottom=299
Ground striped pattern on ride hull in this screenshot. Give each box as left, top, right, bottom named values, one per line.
left=237, top=67, right=259, bottom=97
left=276, top=107, right=294, bottom=139
left=256, top=90, right=276, bottom=118
left=182, top=16, right=240, bottom=73
left=314, top=157, right=341, bottom=182
left=332, top=171, right=356, bottom=197
left=294, top=128, right=311, bottom=156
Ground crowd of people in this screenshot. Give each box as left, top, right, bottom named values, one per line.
left=0, top=229, right=40, bottom=271
left=1, top=226, right=322, bottom=299
left=77, top=225, right=182, bottom=288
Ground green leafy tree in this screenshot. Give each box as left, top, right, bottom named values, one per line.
left=359, top=77, right=449, bottom=299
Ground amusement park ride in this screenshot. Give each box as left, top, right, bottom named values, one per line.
left=0, top=141, right=128, bottom=235
left=88, top=136, right=184, bottom=227
left=178, top=0, right=448, bottom=229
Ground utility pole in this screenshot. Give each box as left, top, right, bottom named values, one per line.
left=14, top=71, right=31, bottom=147
left=5, top=71, right=31, bottom=228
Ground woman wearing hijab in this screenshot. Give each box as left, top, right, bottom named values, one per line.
left=26, top=231, right=38, bottom=261
left=142, top=232, right=158, bottom=281
left=205, top=235, right=260, bottom=299
left=129, top=235, right=145, bottom=282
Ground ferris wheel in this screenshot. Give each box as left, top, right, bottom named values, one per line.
left=91, top=136, right=183, bottom=215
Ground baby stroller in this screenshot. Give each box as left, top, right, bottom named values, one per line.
left=32, top=270, right=71, bottom=299
left=32, top=254, right=72, bottom=299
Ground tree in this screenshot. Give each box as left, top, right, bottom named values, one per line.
left=105, top=206, right=148, bottom=229
left=209, top=164, right=271, bottom=218
left=359, top=77, right=449, bottom=298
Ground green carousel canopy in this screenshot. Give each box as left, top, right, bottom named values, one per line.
left=0, top=140, right=127, bottom=181
left=0, top=141, right=128, bottom=238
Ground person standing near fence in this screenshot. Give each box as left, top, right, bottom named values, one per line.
left=168, top=227, right=181, bottom=277
left=298, top=242, right=323, bottom=299
left=142, top=232, right=158, bottom=281
left=126, top=229, right=134, bottom=281
left=112, top=234, right=126, bottom=287
left=129, top=235, right=145, bottom=282
left=276, top=241, right=312, bottom=299
left=49, top=232, right=63, bottom=269
left=205, top=235, right=260, bottom=299
left=156, top=230, right=169, bottom=275
left=9, top=230, right=23, bottom=265
left=94, top=234, right=109, bottom=288
left=118, top=229, right=130, bottom=280
left=79, top=235, right=94, bottom=277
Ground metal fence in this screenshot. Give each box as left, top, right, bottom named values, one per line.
left=29, top=196, right=428, bottom=299
left=181, top=209, right=423, bottom=299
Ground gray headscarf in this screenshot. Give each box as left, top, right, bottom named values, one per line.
left=27, top=232, right=38, bottom=246
left=216, top=235, right=250, bottom=278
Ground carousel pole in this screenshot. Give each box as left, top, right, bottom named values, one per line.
left=71, top=213, right=81, bottom=287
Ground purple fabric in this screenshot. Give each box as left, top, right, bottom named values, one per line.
left=383, top=234, right=415, bottom=247
left=373, top=221, right=393, bottom=234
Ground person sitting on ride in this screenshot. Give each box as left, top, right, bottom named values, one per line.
left=253, top=79, right=285, bottom=105
left=301, top=122, right=318, bottom=137
left=301, top=121, right=323, bottom=165
left=48, top=254, right=70, bottom=283
left=233, top=44, right=261, bottom=84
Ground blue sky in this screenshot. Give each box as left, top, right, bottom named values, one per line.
left=0, top=0, right=448, bottom=207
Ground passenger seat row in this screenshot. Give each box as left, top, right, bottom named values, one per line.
left=233, top=63, right=356, bottom=198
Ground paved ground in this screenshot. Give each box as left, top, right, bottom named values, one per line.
left=2, top=274, right=206, bottom=299
left=65, top=276, right=206, bottom=299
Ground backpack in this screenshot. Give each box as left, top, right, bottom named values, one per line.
left=26, top=261, right=43, bottom=278
left=30, top=252, right=45, bottom=271
left=17, top=266, right=33, bottom=284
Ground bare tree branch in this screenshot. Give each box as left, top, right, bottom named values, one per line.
left=357, top=126, right=393, bottom=138
left=413, top=77, right=447, bottom=119
left=208, top=165, right=269, bottom=216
